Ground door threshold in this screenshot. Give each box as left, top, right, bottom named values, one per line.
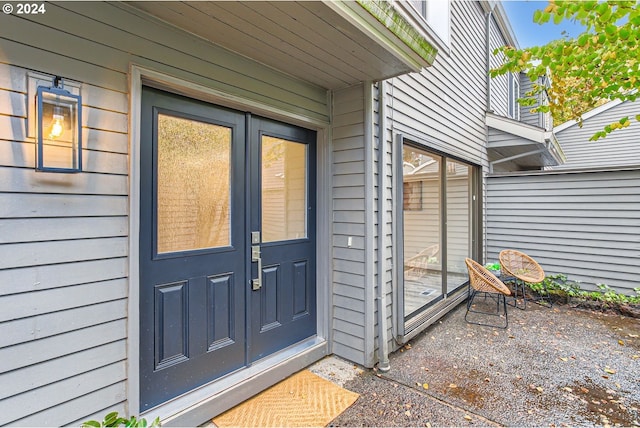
left=145, top=337, right=328, bottom=427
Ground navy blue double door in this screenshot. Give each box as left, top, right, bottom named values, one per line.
left=139, top=87, right=317, bottom=411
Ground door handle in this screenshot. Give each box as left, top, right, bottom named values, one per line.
left=251, top=245, right=262, bottom=290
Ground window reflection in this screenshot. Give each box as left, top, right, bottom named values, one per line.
left=403, top=146, right=442, bottom=317
left=402, top=143, right=476, bottom=321
left=446, top=159, right=471, bottom=293
left=262, top=136, right=307, bottom=242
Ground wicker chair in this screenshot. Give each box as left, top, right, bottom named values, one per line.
left=404, top=244, right=439, bottom=280
left=464, top=258, right=511, bottom=329
left=498, top=249, right=549, bottom=309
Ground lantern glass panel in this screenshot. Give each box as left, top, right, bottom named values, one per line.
left=39, top=91, right=80, bottom=171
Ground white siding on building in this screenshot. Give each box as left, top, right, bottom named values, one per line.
left=555, top=100, right=640, bottom=169
left=0, top=2, right=328, bottom=425
left=487, top=169, right=640, bottom=293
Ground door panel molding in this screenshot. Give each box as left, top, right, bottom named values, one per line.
left=206, top=273, right=236, bottom=352
left=154, top=281, right=189, bottom=371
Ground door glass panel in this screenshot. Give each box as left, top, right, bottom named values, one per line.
left=446, top=159, right=471, bottom=293
left=261, top=136, right=307, bottom=243
left=157, top=113, right=231, bottom=253
left=403, top=145, right=442, bottom=317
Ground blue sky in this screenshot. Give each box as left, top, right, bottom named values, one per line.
left=501, top=1, right=586, bottom=48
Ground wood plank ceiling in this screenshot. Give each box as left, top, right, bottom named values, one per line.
left=128, top=1, right=419, bottom=90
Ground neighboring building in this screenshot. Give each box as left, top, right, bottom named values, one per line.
left=0, top=1, right=560, bottom=426
left=553, top=99, right=640, bottom=170
left=487, top=99, right=640, bottom=293
left=486, top=32, right=565, bottom=173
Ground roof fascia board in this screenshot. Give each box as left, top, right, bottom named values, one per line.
left=326, top=0, right=437, bottom=72
left=547, top=132, right=567, bottom=163
left=486, top=112, right=548, bottom=143
left=489, top=164, right=640, bottom=178
left=491, top=1, right=520, bottom=49
left=478, top=0, right=496, bottom=14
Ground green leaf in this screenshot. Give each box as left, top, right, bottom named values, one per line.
left=577, top=33, right=589, bottom=46
left=553, top=13, right=563, bottom=25
left=635, top=114, right=640, bottom=122
left=620, top=117, right=629, bottom=124
left=589, top=131, right=603, bottom=141
left=619, top=28, right=630, bottom=40
left=596, top=2, right=609, bottom=16
left=81, top=421, right=101, bottom=428
left=533, top=9, right=543, bottom=23
left=104, top=412, right=120, bottom=427
left=104, top=412, right=119, bottom=421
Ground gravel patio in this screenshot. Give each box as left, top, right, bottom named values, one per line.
left=317, top=301, right=640, bottom=427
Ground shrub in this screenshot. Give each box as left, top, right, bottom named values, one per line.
left=82, top=412, right=160, bottom=428
left=527, top=275, right=640, bottom=306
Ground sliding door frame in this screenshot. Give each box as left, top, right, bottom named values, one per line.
left=394, top=134, right=482, bottom=337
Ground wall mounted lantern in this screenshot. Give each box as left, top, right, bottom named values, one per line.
left=36, top=76, right=82, bottom=172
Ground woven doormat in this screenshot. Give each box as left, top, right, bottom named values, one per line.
left=213, top=370, right=359, bottom=427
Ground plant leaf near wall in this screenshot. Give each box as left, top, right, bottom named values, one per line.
left=82, top=412, right=160, bottom=428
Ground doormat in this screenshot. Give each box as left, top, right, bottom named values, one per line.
left=212, top=369, right=359, bottom=427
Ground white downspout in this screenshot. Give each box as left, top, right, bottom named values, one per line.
left=376, top=81, right=391, bottom=372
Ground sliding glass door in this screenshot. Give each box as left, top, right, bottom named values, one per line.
left=402, top=147, right=442, bottom=317
left=446, top=159, right=472, bottom=294
left=401, top=142, right=478, bottom=322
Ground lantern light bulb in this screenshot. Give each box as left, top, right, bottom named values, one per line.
left=49, top=108, right=64, bottom=139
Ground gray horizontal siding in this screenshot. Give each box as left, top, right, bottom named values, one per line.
left=384, top=1, right=492, bottom=342
left=486, top=169, right=640, bottom=293
left=518, top=75, right=541, bottom=128
left=388, top=0, right=487, bottom=166
left=0, top=58, right=129, bottom=424
left=555, top=100, right=640, bottom=169
left=0, top=1, right=330, bottom=425
left=488, top=13, right=509, bottom=118
left=331, top=84, right=366, bottom=366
